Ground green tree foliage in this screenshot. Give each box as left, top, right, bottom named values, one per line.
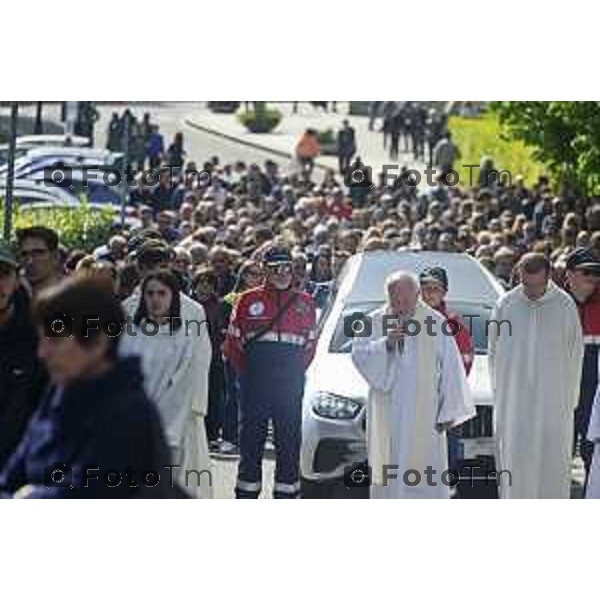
left=491, top=101, right=600, bottom=194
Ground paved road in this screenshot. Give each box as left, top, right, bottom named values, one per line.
left=97, top=102, right=302, bottom=172
left=18, top=101, right=297, bottom=172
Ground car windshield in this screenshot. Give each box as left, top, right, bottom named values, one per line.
left=329, top=301, right=494, bottom=354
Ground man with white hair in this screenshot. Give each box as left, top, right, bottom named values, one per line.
left=351, top=271, right=475, bottom=499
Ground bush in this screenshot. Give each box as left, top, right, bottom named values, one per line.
left=317, top=129, right=337, bottom=156
left=317, top=129, right=335, bottom=145
left=0, top=200, right=115, bottom=252
left=238, top=108, right=282, bottom=133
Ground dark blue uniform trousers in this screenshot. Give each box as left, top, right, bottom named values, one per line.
left=236, top=350, right=305, bottom=499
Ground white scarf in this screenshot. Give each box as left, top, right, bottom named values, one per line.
left=368, top=300, right=438, bottom=485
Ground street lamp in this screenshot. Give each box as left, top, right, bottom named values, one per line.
left=2, top=102, right=18, bottom=241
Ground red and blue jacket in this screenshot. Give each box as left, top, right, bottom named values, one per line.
left=569, top=286, right=600, bottom=435
left=223, top=284, right=317, bottom=379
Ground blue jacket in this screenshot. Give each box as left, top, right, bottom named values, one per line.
left=0, top=357, right=175, bottom=498
left=146, top=132, right=164, bottom=158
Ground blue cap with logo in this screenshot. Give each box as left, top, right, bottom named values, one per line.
left=263, top=246, right=292, bottom=265
left=565, top=248, right=600, bottom=275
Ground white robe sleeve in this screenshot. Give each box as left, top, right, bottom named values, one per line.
left=487, top=300, right=502, bottom=394
left=436, top=329, right=476, bottom=426
left=351, top=335, right=396, bottom=395
left=169, top=303, right=212, bottom=417
left=565, top=301, right=584, bottom=411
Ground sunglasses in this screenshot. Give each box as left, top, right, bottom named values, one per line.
left=266, top=264, right=292, bottom=275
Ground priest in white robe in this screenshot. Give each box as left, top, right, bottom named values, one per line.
left=352, top=271, right=475, bottom=499
left=489, top=253, right=583, bottom=499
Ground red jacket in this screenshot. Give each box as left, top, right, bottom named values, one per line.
left=328, top=201, right=352, bottom=221
left=223, top=284, right=317, bottom=375
left=438, top=302, right=474, bottom=376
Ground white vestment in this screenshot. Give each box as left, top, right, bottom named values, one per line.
left=489, top=282, right=583, bottom=499
left=352, top=301, right=475, bottom=499
left=121, top=292, right=213, bottom=498
left=585, top=359, right=600, bottom=498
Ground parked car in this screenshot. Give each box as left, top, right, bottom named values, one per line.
left=300, top=250, right=504, bottom=498
left=25, top=167, right=123, bottom=206
left=0, top=178, right=79, bottom=205
left=0, top=134, right=90, bottom=163
left=0, top=147, right=124, bottom=180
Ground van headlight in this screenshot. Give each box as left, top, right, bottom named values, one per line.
left=312, top=392, right=362, bottom=419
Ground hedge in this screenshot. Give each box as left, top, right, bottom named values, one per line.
left=0, top=200, right=115, bottom=252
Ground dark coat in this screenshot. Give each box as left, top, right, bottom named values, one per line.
left=0, top=288, right=47, bottom=470
left=0, top=356, right=178, bottom=498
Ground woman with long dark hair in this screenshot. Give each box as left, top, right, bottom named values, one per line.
left=121, top=269, right=212, bottom=498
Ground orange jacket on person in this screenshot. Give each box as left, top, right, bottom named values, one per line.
left=295, top=132, right=320, bottom=159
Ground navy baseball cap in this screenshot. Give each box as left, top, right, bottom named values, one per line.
left=565, top=248, right=600, bottom=274
left=263, top=247, right=292, bottom=265
left=420, top=266, right=448, bottom=290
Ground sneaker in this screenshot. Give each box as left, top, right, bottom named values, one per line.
left=219, top=441, right=240, bottom=456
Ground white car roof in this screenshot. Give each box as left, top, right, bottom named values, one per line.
left=15, top=135, right=90, bottom=148
left=1, top=155, right=123, bottom=180
left=336, top=250, right=503, bottom=306
left=24, top=146, right=120, bottom=163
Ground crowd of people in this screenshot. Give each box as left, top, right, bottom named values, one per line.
left=368, top=101, right=452, bottom=166
left=105, top=108, right=184, bottom=171
left=2, top=104, right=600, bottom=499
